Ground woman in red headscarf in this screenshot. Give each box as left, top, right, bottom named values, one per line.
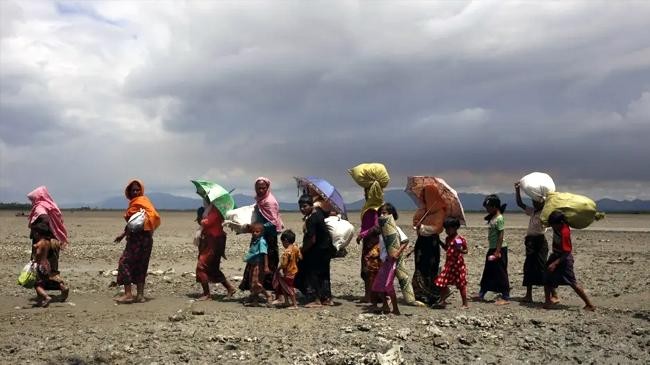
left=239, top=177, right=284, bottom=295
left=113, top=179, right=161, bottom=304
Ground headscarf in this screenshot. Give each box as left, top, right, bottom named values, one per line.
left=27, top=186, right=68, bottom=247
left=254, top=177, right=284, bottom=232
left=412, top=184, right=448, bottom=235
left=124, top=179, right=161, bottom=231
left=361, top=181, right=384, bottom=221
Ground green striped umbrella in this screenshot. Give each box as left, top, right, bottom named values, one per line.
left=190, top=179, right=235, bottom=217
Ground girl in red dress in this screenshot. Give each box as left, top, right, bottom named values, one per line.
left=434, top=217, right=468, bottom=308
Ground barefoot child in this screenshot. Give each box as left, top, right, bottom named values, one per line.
left=272, top=229, right=301, bottom=308
left=31, top=221, right=68, bottom=307
left=544, top=211, right=595, bottom=311
left=373, top=204, right=409, bottom=315
left=476, top=194, right=510, bottom=305
left=378, top=203, right=422, bottom=306
left=434, top=217, right=469, bottom=308
left=243, top=223, right=272, bottom=306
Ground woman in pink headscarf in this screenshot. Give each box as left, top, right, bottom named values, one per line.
left=27, top=186, right=69, bottom=301
left=239, top=177, right=284, bottom=295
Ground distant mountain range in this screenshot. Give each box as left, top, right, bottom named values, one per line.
left=62, top=190, right=650, bottom=213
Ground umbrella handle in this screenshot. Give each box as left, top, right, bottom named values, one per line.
left=414, top=207, right=433, bottom=227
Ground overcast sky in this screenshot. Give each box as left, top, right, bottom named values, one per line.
left=1, top=1, right=649, bottom=205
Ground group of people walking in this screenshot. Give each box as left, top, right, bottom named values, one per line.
left=24, top=175, right=595, bottom=312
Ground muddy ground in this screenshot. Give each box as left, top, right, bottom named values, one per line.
left=0, top=211, right=648, bottom=364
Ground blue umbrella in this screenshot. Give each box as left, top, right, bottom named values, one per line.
left=294, top=176, right=347, bottom=219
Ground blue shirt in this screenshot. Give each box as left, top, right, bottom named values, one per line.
left=244, top=236, right=268, bottom=263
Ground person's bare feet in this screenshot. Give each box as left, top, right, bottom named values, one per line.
left=270, top=299, right=284, bottom=306
left=461, top=304, right=470, bottom=309
left=583, top=304, right=596, bottom=311
left=114, top=295, right=134, bottom=304
left=60, top=286, right=69, bottom=302
left=288, top=305, right=299, bottom=310
left=495, top=298, right=510, bottom=306
left=226, top=288, right=237, bottom=298
left=391, top=310, right=401, bottom=315
left=550, top=296, right=561, bottom=305
left=542, top=302, right=555, bottom=309
left=41, top=295, right=52, bottom=308
left=197, top=294, right=211, bottom=301
left=304, top=301, right=322, bottom=308
left=321, top=299, right=334, bottom=306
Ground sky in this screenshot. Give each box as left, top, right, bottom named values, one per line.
left=1, top=0, right=649, bottom=205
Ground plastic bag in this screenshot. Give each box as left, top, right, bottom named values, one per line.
left=325, top=216, right=355, bottom=251
left=348, top=163, right=390, bottom=189
left=17, top=262, right=37, bottom=288
left=127, top=209, right=146, bottom=232
left=541, top=192, right=605, bottom=229
left=223, top=205, right=255, bottom=234
left=519, top=172, right=556, bottom=202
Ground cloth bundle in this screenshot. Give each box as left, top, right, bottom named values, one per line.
left=519, top=172, right=556, bottom=202
left=541, top=192, right=605, bottom=229
left=324, top=216, right=355, bottom=251
left=348, top=163, right=390, bottom=189
left=223, top=205, right=255, bottom=234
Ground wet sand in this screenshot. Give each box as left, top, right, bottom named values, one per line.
left=1, top=211, right=648, bottom=364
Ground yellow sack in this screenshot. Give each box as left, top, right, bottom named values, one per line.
left=541, top=192, right=605, bottom=229
left=348, top=163, right=390, bottom=189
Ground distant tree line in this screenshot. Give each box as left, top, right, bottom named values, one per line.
left=0, top=203, right=31, bottom=210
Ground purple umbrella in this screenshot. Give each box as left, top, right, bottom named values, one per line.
left=294, top=176, right=347, bottom=219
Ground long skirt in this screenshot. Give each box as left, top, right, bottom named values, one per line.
left=372, top=258, right=396, bottom=295
left=479, top=247, right=510, bottom=296
left=545, top=253, right=577, bottom=288
left=196, top=234, right=227, bottom=284
left=117, top=231, right=153, bottom=285
left=412, top=235, right=441, bottom=304
left=522, top=234, right=548, bottom=286
left=240, top=233, right=279, bottom=291
left=297, top=248, right=332, bottom=302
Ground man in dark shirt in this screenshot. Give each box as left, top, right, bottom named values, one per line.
left=299, top=194, right=334, bottom=307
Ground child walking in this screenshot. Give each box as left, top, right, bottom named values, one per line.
left=372, top=203, right=410, bottom=315
left=31, top=221, right=68, bottom=307
left=476, top=194, right=510, bottom=305
left=377, top=203, right=422, bottom=307
left=272, top=229, right=302, bottom=308
left=434, top=217, right=469, bottom=308
left=544, top=211, right=595, bottom=311
left=243, top=222, right=272, bottom=306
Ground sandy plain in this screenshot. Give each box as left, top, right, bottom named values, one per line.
left=0, top=211, right=648, bottom=364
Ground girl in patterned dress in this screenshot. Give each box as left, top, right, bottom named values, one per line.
left=434, top=217, right=468, bottom=308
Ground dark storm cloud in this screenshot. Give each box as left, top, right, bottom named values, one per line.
left=122, top=1, right=650, bottom=195
left=2, top=1, right=650, bottom=203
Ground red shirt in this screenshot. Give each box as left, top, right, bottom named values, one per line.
left=552, top=223, right=572, bottom=254
left=201, top=208, right=224, bottom=237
